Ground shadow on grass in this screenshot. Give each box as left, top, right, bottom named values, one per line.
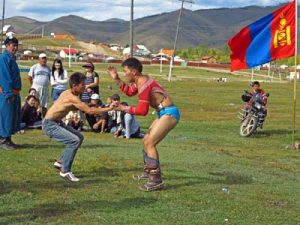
left=0, top=176, right=107, bottom=196
left=252, top=129, right=290, bottom=138
left=18, top=143, right=63, bottom=149
left=0, top=164, right=143, bottom=195
left=18, top=143, right=122, bottom=150
left=210, top=171, right=254, bottom=184
left=165, top=169, right=225, bottom=190
left=0, top=196, right=157, bottom=225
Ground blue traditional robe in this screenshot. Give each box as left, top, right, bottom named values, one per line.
left=0, top=50, right=22, bottom=137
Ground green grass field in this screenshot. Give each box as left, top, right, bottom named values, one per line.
left=0, top=63, right=299, bottom=225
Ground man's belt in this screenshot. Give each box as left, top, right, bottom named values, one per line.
left=0, top=87, right=20, bottom=95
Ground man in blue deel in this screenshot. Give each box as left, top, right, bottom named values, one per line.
left=0, top=34, right=22, bottom=150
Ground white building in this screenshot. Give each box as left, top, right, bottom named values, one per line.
left=2, top=25, right=15, bottom=35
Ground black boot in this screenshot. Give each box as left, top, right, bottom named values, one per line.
left=6, top=137, right=20, bottom=148
left=0, top=137, right=16, bottom=150
left=139, top=165, right=164, bottom=192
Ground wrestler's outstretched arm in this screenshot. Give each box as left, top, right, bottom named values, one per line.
left=72, top=96, right=113, bottom=115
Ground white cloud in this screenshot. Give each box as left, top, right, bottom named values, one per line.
left=3, top=0, right=293, bottom=21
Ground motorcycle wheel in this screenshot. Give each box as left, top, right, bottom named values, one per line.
left=240, top=115, right=258, bottom=137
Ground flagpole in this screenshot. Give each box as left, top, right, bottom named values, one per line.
left=292, top=0, right=298, bottom=147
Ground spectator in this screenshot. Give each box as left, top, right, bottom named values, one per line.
left=120, top=102, right=143, bottom=139
left=51, top=58, right=68, bottom=101
left=28, top=87, right=37, bottom=97
left=28, top=53, right=51, bottom=118
left=106, top=94, right=123, bottom=136
left=64, top=110, right=83, bottom=131
left=80, top=61, right=100, bottom=103
left=86, top=93, right=107, bottom=133
left=21, top=95, right=42, bottom=129
left=0, top=35, right=22, bottom=150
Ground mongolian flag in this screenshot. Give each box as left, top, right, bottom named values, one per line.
left=228, top=1, right=296, bottom=71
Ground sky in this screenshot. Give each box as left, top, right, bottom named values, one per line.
left=4, top=0, right=292, bottom=22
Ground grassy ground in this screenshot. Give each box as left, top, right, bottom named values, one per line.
left=0, top=64, right=299, bottom=225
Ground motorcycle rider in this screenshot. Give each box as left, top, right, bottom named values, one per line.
left=242, top=81, right=268, bottom=128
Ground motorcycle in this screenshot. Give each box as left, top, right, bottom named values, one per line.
left=238, top=91, right=269, bottom=137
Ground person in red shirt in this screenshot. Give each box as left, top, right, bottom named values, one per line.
left=107, top=58, right=180, bottom=192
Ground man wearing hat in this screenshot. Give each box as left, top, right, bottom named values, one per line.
left=28, top=53, right=51, bottom=117
left=0, top=35, right=22, bottom=150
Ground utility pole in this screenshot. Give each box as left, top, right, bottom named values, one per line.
left=168, top=0, right=193, bottom=82
left=42, top=25, right=44, bottom=38
left=130, top=0, right=134, bottom=57
left=68, top=45, right=71, bottom=68
left=1, top=0, right=5, bottom=53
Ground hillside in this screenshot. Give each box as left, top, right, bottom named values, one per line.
left=2, top=4, right=298, bottom=51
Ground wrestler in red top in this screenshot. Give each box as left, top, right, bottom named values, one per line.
left=108, top=58, right=180, bottom=192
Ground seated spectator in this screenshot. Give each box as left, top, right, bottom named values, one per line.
left=64, top=110, right=83, bottom=131
left=28, top=87, right=37, bottom=97
left=119, top=102, right=143, bottom=139
left=86, top=93, right=107, bottom=133
left=21, top=95, right=42, bottom=129
left=106, top=94, right=123, bottom=135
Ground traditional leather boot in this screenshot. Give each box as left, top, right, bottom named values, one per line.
left=133, top=164, right=150, bottom=180
left=133, top=150, right=150, bottom=180
left=139, top=165, right=164, bottom=192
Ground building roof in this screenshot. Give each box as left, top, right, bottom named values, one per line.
left=62, top=48, right=77, bottom=54
left=160, top=49, right=174, bottom=57
left=54, top=34, right=75, bottom=40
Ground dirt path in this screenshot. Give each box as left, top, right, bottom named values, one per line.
left=77, top=41, right=121, bottom=58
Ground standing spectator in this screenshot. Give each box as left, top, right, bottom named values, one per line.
left=50, top=58, right=68, bottom=101
left=0, top=35, right=22, bottom=150
left=120, top=102, right=142, bottom=139
left=80, top=61, right=99, bottom=103
left=21, top=95, right=42, bottom=129
left=28, top=53, right=51, bottom=118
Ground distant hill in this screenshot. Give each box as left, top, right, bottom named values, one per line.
left=2, top=4, right=298, bottom=51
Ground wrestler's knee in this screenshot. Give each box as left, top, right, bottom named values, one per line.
left=143, top=134, right=155, bottom=148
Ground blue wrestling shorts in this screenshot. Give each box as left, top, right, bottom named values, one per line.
left=157, top=105, right=180, bottom=121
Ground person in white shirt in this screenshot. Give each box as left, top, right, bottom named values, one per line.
left=51, top=58, right=68, bottom=101
left=28, top=53, right=51, bottom=117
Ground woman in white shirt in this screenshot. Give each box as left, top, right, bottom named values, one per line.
left=51, top=58, right=68, bottom=101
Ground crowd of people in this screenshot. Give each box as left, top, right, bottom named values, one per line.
left=17, top=52, right=144, bottom=139
left=0, top=35, right=181, bottom=192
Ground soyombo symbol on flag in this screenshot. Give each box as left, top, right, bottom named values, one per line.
left=227, top=1, right=296, bottom=72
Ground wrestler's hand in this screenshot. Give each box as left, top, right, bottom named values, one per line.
left=7, top=96, right=15, bottom=104
left=107, top=66, right=120, bottom=80
left=93, top=123, right=99, bottom=130
left=86, top=88, right=93, bottom=94
left=115, top=104, right=126, bottom=112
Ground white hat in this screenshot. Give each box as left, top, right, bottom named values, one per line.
left=90, top=93, right=100, bottom=100
left=39, top=53, right=47, bottom=58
